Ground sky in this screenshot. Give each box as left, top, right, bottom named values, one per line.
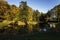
left=6, top=0, right=60, bottom=13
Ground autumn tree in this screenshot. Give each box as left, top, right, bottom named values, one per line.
left=0, top=1, right=10, bottom=21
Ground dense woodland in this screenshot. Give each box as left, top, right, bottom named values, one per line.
left=0, top=1, right=60, bottom=35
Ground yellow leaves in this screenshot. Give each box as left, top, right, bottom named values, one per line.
left=18, top=21, right=26, bottom=25
left=2, top=20, right=11, bottom=23
left=18, top=21, right=37, bottom=25
left=28, top=21, right=37, bottom=25
left=9, top=5, right=19, bottom=14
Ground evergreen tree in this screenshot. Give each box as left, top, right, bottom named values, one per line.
left=19, top=1, right=28, bottom=21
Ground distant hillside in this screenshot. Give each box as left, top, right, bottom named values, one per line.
left=47, top=4, right=60, bottom=18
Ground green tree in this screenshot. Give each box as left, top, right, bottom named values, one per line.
left=33, top=10, right=40, bottom=21
left=19, top=1, right=29, bottom=21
